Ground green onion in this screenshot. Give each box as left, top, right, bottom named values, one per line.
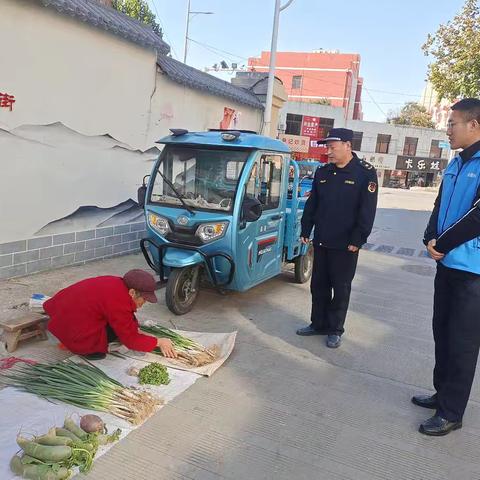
left=0, top=360, right=161, bottom=424
left=140, top=325, right=214, bottom=358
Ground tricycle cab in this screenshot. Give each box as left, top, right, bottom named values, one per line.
left=140, top=129, right=316, bottom=314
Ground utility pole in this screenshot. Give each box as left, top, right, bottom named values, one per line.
left=262, top=0, right=295, bottom=136
left=183, top=0, right=213, bottom=64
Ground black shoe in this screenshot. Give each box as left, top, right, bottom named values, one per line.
left=82, top=352, right=107, bottom=360
left=419, top=415, right=462, bottom=436
left=326, top=334, right=342, bottom=348
left=296, top=325, right=324, bottom=336
left=411, top=393, right=438, bottom=409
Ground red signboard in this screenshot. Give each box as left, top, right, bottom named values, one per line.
left=301, top=116, right=320, bottom=137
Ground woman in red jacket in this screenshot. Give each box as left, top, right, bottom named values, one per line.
left=44, top=269, right=176, bottom=360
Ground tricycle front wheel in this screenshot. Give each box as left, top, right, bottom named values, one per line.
left=166, top=266, right=200, bottom=315
left=294, top=244, right=313, bottom=283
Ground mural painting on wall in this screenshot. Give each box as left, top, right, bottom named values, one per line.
left=0, top=122, right=159, bottom=244
left=220, top=107, right=236, bottom=129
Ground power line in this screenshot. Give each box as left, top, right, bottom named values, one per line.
left=149, top=0, right=180, bottom=60
left=188, top=37, right=249, bottom=62
left=363, top=86, right=387, bottom=118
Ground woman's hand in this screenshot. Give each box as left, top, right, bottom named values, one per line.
left=157, top=338, right=177, bottom=358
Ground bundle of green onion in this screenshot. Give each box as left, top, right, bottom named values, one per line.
left=140, top=324, right=214, bottom=358
left=0, top=360, right=161, bottom=425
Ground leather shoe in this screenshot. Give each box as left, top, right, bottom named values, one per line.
left=411, top=393, right=438, bottom=409
left=296, top=325, right=323, bottom=336
left=326, top=334, right=342, bottom=348
left=419, top=415, right=462, bottom=436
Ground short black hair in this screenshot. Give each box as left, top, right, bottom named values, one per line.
left=451, top=98, right=480, bottom=123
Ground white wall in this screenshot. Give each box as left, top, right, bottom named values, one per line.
left=0, top=0, right=157, bottom=149
left=147, top=73, right=262, bottom=145
left=346, top=120, right=449, bottom=159
left=0, top=0, right=262, bottom=245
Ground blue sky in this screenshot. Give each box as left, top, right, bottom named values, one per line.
left=150, top=0, right=465, bottom=122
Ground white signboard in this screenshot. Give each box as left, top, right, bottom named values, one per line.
left=357, top=152, right=397, bottom=170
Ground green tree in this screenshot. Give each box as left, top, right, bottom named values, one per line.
left=422, top=0, right=480, bottom=100
left=112, top=0, right=162, bottom=37
left=388, top=102, right=435, bottom=128
left=312, top=98, right=331, bottom=106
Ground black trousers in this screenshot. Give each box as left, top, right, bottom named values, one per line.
left=106, top=324, right=118, bottom=343
left=310, top=246, right=359, bottom=336
left=433, top=263, right=480, bottom=421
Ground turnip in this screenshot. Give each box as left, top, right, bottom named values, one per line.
left=80, top=414, right=105, bottom=434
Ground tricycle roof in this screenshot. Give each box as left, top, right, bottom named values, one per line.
left=156, top=130, right=291, bottom=153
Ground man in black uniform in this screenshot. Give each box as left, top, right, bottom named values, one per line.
left=296, top=128, right=378, bottom=348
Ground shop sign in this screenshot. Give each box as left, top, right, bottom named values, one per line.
left=301, top=116, right=320, bottom=137
left=396, top=156, right=448, bottom=173
left=279, top=134, right=310, bottom=153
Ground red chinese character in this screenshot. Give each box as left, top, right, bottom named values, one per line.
left=0, top=93, right=15, bottom=111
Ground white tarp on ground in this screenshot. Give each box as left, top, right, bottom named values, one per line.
left=112, top=326, right=238, bottom=377
left=0, top=356, right=199, bottom=480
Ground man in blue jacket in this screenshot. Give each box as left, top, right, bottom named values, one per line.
left=412, top=98, right=480, bottom=436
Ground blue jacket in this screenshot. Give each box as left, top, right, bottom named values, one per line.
left=424, top=145, right=480, bottom=274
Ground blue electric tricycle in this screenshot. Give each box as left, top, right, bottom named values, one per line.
left=138, top=129, right=321, bottom=315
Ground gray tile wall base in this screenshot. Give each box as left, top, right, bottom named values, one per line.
left=0, top=222, right=146, bottom=281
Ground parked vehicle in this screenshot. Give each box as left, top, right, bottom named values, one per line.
left=138, top=129, right=321, bottom=315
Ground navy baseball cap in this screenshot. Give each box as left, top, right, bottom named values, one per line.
left=317, top=128, right=354, bottom=144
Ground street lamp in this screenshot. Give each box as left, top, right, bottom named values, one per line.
left=262, top=0, right=295, bottom=136
left=183, top=0, right=214, bottom=64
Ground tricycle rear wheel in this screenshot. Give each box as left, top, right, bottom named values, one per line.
left=294, top=244, right=313, bottom=283
left=166, top=266, right=200, bottom=315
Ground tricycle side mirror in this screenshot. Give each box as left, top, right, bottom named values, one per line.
left=137, top=175, right=150, bottom=208
left=242, top=196, right=262, bottom=222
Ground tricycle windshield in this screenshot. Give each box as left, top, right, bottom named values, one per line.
left=150, top=145, right=251, bottom=212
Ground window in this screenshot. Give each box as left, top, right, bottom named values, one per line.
left=246, top=155, right=283, bottom=211
left=376, top=134, right=391, bottom=154
left=351, top=131, right=363, bottom=151
left=292, top=75, right=303, bottom=89
left=430, top=140, right=443, bottom=158
left=403, top=137, right=418, bottom=156
left=318, top=117, right=335, bottom=138
left=285, top=113, right=302, bottom=135
left=150, top=146, right=249, bottom=212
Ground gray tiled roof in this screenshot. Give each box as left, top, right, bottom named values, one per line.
left=37, top=0, right=170, bottom=54
left=157, top=55, right=264, bottom=110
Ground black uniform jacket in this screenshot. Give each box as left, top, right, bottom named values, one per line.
left=301, top=153, right=378, bottom=249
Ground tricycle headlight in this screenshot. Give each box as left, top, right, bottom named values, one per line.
left=148, top=213, right=171, bottom=236
left=196, top=222, right=228, bottom=243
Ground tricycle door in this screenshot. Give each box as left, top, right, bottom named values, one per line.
left=236, top=153, right=287, bottom=289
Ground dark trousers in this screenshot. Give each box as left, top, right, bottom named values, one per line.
left=310, top=246, right=359, bottom=336
left=433, top=263, right=480, bottom=421
left=106, top=324, right=118, bottom=343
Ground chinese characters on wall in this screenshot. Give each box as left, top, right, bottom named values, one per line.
left=0, top=92, right=15, bottom=111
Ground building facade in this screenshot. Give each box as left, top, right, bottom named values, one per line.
left=278, top=102, right=449, bottom=187
left=248, top=50, right=363, bottom=120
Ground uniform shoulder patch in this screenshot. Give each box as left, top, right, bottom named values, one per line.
left=368, top=181, right=377, bottom=193
left=359, top=159, right=374, bottom=170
